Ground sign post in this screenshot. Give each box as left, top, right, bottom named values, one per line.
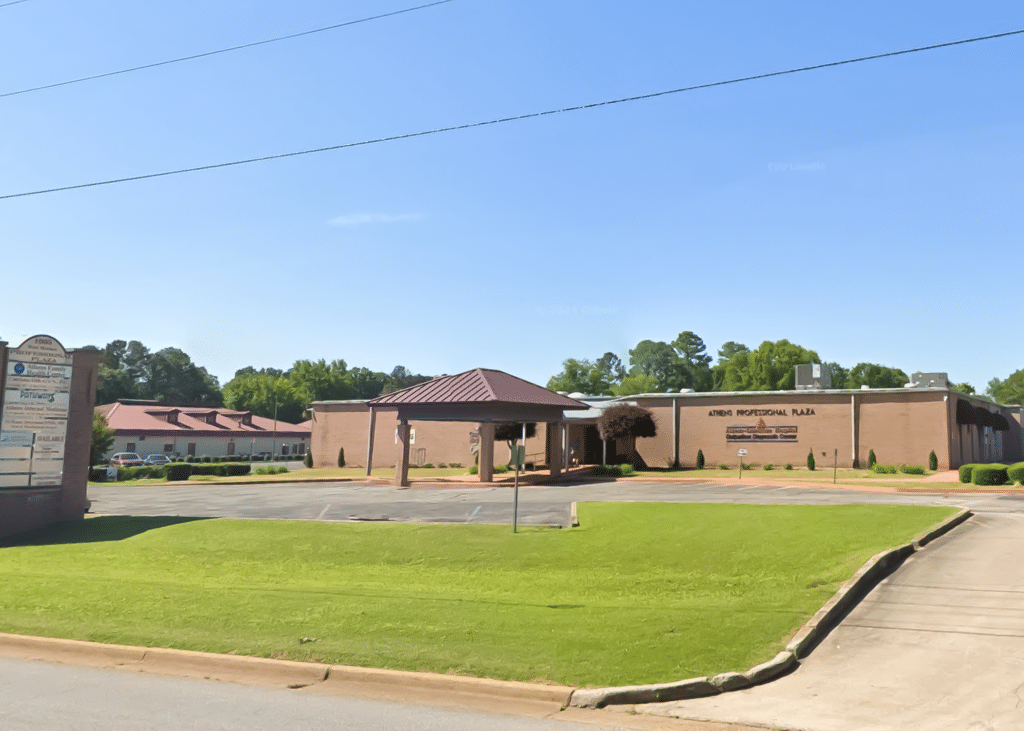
left=511, top=443, right=525, bottom=533
left=737, top=448, right=747, bottom=479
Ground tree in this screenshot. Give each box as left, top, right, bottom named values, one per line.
left=988, top=369, right=1024, bottom=405
left=823, top=362, right=849, bottom=389
left=847, top=363, right=909, bottom=390
left=628, top=340, right=679, bottom=392
left=671, top=331, right=713, bottom=391
left=145, top=348, right=222, bottom=405
left=90, top=412, right=115, bottom=465
left=610, top=373, right=659, bottom=396
left=597, top=404, right=657, bottom=468
left=595, top=352, right=626, bottom=384
left=950, top=382, right=976, bottom=395
left=747, top=340, right=820, bottom=391
left=381, top=365, right=432, bottom=394
left=713, top=342, right=751, bottom=391
left=349, top=367, right=389, bottom=399
left=223, top=371, right=304, bottom=423
left=547, top=358, right=613, bottom=395
left=289, top=359, right=358, bottom=404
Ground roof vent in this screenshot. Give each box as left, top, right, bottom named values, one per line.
left=795, top=363, right=831, bottom=390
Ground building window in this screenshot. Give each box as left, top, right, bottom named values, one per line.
left=126, top=443, right=136, bottom=453
left=281, top=445, right=288, bottom=456
left=227, top=442, right=235, bottom=456
left=297, top=443, right=305, bottom=455
left=163, top=444, right=173, bottom=453
left=187, top=443, right=196, bottom=457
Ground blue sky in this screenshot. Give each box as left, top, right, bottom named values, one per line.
left=2, top=1, right=1022, bottom=392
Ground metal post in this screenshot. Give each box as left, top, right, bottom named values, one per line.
left=365, top=406, right=377, bottom=478
left=833, top=448, right=838, bottom=484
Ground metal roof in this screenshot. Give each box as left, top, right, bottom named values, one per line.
left=368, top=368, right=589, bottom=409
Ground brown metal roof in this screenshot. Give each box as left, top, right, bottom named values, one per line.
left=368, top=368, right=589, bottom=410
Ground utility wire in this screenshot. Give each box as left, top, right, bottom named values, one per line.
left=0, top=0, right=32, bottom=8
left=3, top=27, right=1022, bottom=201
left=0, top=0, right=453, bottom=99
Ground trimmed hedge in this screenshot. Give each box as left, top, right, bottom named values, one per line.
left=1007, top=462, right=1024, bottom=485
left=167, top=463, right=193, bottom=481
left=591, top=464, right=636, bottom=477
left=928, top=450, right=938, bottom=471
left=972, top=465, right=1009, bottom=486
left=959, top=464, right=976, bottom=483
left=89, top=466, right=108, bottom=482
left=872, top=464, right=898, bottom=474
left=899, top=465, right=925, bottom=475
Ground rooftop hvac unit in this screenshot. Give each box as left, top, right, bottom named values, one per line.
left=910, top=372, right=948, bottom=389
left=795, top=363, right=832, bottom=390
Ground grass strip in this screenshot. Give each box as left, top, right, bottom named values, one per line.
left=0, top=503, right=954, bottom=686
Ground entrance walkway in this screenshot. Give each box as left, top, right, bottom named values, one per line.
left=645, top=511, right=1024, bottom=731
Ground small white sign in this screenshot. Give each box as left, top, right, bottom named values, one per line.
left=737, top=448, right=748, bottom=456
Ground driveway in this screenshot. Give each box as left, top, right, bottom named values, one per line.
left=645, top=511, right=1024, bottom=731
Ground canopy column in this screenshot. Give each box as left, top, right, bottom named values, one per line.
left=365, top=406, right=376, bottom=478
left=394, top=419, right=411, bottom=487
left=548, top=421, right=562, bottom=477
left=478, top=421, right=495, bottom=482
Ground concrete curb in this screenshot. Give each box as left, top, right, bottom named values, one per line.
left=0, top=632, right=573, bottom=709
left=568, top=508, right=974, bottom=708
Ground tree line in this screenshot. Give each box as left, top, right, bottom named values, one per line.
left=546, top=331, right=1008, bottom=399
left=92, top=339, right=431, bottom=423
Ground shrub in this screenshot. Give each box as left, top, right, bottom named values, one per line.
left=88, top=466, right=108, bottom=482
left=591, top=464, right=635, bottom=477
left=493, top=464, right=510, bottom=474
left=619, top=463, right=635, bottom=476
left=718, top=463, right=729, bottom=470
left=972, top=466, right=1009, bottom=486
left=784, top=463, right=793, bottom=470
left=928, top=450, right=938, bottom=471
left=303, top=451, right=312, bottom=468
left=167, top=463, right=192, bottom=481
left=1006, top=463, right=1024, bottom=484
left=421, top=463, right=435, bottom=469
left=959, top=464, right=976, bottom=483
left=867, top=449, right=877, bottom=469
left=337, top=447, right=346, bottom=468
left=185, top=455, right=195, bottom=463
left=807, top=450, right=816, bottom=471
left=899, top=465, right=925, bottom=475
left=763, top=463, right=774, bottom=471
left=740, top=462, right=751, bottom=470
left=201, top=456, right=211, bottom=463
left=436, top=463, right=447, bottom=468
left=872, top=464, right=897, bottom=474
left=469, top=465, right=478, bottom=475
left=696, top=449, right=705, bottom=469
left=449, top=463, right=462, bottom=469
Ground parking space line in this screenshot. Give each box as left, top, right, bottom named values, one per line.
left=316, top=504, right=331, bottom=520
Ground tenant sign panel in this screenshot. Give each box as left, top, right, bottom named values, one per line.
left=0, top=335, right=73, bottom=488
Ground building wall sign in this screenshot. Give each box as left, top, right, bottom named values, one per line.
left=0, top=335, right=73, bottom=488
left=726, top=418, right=798, bottom=443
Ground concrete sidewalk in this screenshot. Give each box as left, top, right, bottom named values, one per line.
left=645, top=511, right=1024, bottom=731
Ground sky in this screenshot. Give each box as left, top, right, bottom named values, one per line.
left=2, top=0, right=1022, bottom=393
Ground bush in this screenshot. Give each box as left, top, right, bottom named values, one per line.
left=972, top=465, right=1009, bottom=486
left=449, top=463, right=462, bottom=469
left=696, top=449, right=705, bottom=469
left=303, top=451, right=312, bottom=468
left=421, top=463, right=435, bottom=469
left=718, top=463, right=729, bottom=470
left=201, top=456, right=211, bottom=463
left=867, top=449, right=877, bottom=469
left=338, top=447, right=346, bottom=468
left=167, top=463, right=192, bottom=481
left=740, top=462, right=751, bottom=470
left=619, top=463, right=635, bottom=476
left=807, top=451, right=816, bottom=471
left=959, top=464, right=976, bottom=483
left=493, top=464, right=510, bottom=474
left=185, top=455, right=195, bottom=463
left=763, top=463, right=774, bottom=471
left=784, top=463, right=793, bottom=470
left=591, top=464, right=635, bottom=477
left=1006, top=463, right=1024, bottom=485
left=928, top=450, right=938, bottom=471
left=469, top=465, right=478, bottom=475
left=899, top=465, right=925, bottom=475
left=872, top=464, right=897, bottom=474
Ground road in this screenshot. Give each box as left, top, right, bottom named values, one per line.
left=1, top=656, right=721, bottom=731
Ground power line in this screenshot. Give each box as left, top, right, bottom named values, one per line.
left=3, top=27, right=1022, bottom=201
left=0, top=0, right=32, bottom=8
left=0, top=0, right=453, bottom=99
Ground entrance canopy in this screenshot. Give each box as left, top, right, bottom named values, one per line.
left=366, top=368, right=589, bottom=484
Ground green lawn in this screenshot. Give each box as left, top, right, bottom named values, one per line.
left=0, top=503, right=955, bottom=686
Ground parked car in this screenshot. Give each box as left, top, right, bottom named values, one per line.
left=143, top=454, right=172, bottom=465
left=109, top=453, right=144, bottom=467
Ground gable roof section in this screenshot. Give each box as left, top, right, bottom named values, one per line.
left=369, top=368, right=589, bottom=409
left=95, top=400, right=309, bottom=436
